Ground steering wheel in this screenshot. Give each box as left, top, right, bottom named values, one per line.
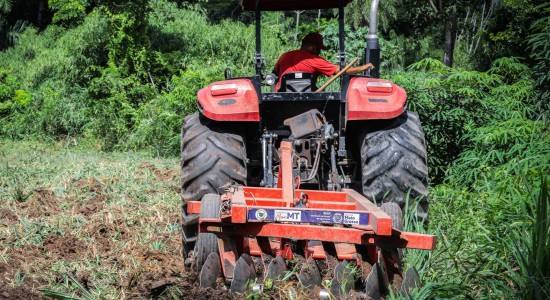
left=315, top=57, right=360, bottom=92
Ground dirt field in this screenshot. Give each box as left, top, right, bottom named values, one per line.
left=0, top=140, right=242, bottom=299
left=1, top=140, right=358, bottom=299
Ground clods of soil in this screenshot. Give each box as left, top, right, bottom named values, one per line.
left=0, top=208, right=18, bottom=226
left=0, top=285, right=41, bottom=300
left=43, top=233, right=86, bottom=261
left=73, top=178, right=108, bottom=217
left=18, top=189, right=60, bottom=218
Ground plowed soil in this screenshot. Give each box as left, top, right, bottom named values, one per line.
left=0, top=282, right=41, bottom=300
left=43, top=233, right=87, bottom=261
left=18, top=188, right=60, bottom=218
left=0, top=208, right=18, bottom=226
left=0, top=143, right=314, bottom=300
left=0, top=145, right=233, bottom=299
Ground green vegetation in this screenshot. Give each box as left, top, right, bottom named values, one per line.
left=397, top=53, right=548, bottom=299
left=0, top=0, right=290, bottom=155
left=0, top=0, right=548, bottom=299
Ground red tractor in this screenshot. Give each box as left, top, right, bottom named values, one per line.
left=181, top=0, right=432, bottom=297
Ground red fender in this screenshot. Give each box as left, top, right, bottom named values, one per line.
left=346, top=77, right=407, bottom=121
left=198, top=79, right=260, bottom=122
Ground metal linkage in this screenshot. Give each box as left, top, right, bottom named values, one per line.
left=261, top=132, right=277, bottom=188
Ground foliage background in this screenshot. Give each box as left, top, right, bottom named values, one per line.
left=0, top=0, right=548, bottom=299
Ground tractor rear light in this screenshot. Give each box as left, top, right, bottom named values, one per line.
left=265, top=73, right=278, bottom=86
left=211, top=83, right=238, bottom=96
left=366, top=81, right=393, bottom=93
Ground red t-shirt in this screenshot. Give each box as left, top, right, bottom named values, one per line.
left=274, top=50, right=339, bottom=90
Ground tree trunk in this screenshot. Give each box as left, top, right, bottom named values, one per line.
left=443, top=7, right=458, bottom=67
left=37, top=0, right=46, bottom=28
left=294, top=10, right=302, bottom=44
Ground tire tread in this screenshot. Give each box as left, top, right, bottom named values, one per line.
left=360, top=112, right=429, bottom=220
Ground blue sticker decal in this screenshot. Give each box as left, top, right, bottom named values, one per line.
left=247, top=208, right=369, bottom=225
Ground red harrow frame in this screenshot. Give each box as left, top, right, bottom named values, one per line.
left=187, top=141, right=436, bottom=296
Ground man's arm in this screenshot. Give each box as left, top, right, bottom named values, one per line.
left=309, top=55, right=374, bottom=76
left=344, top=63, right=375, bottom=74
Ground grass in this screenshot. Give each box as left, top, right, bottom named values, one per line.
left=0, top=138, right=186, bottom=299
left=0, top=138, right=412, bottom=299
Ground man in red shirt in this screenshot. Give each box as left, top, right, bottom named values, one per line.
left=274, top=32, right=374, bottom=91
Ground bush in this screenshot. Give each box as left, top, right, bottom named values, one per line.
left=125, top=69, right=208, bottom=156
left=386, top=57, right=542, bottom=183
left=403, top=56, right=549, bottom=299
left=0, top=68, right=20, bottom=116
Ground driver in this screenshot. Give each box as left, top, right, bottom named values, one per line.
left=274, top=32, right=374, bottom=91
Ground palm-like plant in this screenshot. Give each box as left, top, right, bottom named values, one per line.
left=0, top=0, right=14, bottom=26
left=0, top=0, right=13, bottom=12
left=504, top=177, right=550, bottom=300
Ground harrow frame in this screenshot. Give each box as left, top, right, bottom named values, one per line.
left=187, top=141, right=436, bottom=289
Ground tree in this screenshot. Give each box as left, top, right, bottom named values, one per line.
left=0, top=0, right=52, bottom=49
left=48, top=0, right=88, bottom=24
left=528, top=3, right=550, bottom=105
left=199, top=0, right=246, bottom=23
left=427, top=0, right=498, bottom=67
left=0, top=0, right=13, bottom=25
left=0, top=0, right=13, bottom=44
left=345, top=0, right=399, bottom=32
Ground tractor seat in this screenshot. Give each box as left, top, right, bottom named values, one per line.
left=278, top=72, right=317, bottom=92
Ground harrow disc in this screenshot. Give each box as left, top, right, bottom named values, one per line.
left=265, top=255, right=287, bottom=280
left=230, top=254, right=256, bottom=294
left=199, top=252, right=221, bottom=288
left=298, top=258, right=322, bottom=290
left=400, top=267, right=421, bottom=297
left=364, top=262, right=382, bottom=299
left=380, top=202, right=405, bottom=294
left=329, top=260, right=355, bottom=297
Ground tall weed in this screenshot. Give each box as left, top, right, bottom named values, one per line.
left=503, top=177, right=550, bottom=299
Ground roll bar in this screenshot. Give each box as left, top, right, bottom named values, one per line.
left=253, top=0, right=380, bottom=78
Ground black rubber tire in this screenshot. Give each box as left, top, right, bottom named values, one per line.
left=196, top=194, right=222, bottom=270
left=180, top=112, right=247, bottom=258
left=381, top=202, right=403, bottom=231
left=360, top=111, right=429, bottom=221
left=380, top=202, right=405, bottom=293
left=381, top=201, right=404, bottom=262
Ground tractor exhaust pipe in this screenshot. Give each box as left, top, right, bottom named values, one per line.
left=365, top=0, right=380, bottom=78
left=254, top=0, right=264, bottom=77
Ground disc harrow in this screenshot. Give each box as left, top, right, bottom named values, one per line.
left=186, top=141, right=436, bottom=298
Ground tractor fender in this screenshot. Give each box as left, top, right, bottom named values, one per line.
left=197, top=78, right=260, bottom=122
left=346, top=77, right=406, bottom=121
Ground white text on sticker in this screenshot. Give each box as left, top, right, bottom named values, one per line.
left=343, top=213, right=360, bottom=225
left=274, top=210, right=301, bottom=222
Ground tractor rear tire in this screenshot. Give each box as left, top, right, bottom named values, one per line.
left=381, top=202, right=403, bottom=231
left=360, top=111, right=428, bottom=220
left=180, top=112, right=247, bottom=259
